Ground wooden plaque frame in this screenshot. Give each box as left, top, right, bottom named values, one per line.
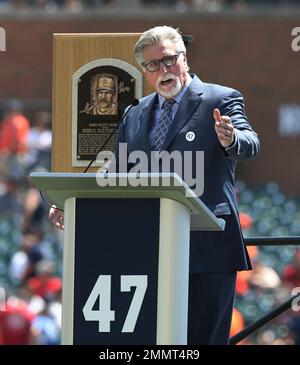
left=52, top=33, right=153, bottom=172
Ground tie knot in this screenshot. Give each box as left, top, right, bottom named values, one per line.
left=162, top=99, right=175, bottom=110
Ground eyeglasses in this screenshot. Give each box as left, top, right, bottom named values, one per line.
left=141, top=51, right=184, bottom=72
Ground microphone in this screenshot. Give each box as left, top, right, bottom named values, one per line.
left=83, top=99, right=139, bottom=173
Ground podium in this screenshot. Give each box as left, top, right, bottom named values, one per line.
left=30, top=172, right=225, bottom=345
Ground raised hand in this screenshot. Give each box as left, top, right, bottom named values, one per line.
left=214, top=108, right=235, bottom=148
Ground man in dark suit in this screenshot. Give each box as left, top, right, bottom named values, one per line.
left=49, top=25, right=259, bottom=345
left=115, top=25, right=260, bottom=345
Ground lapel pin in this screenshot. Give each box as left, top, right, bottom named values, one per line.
left=185, top=131, right=195, bottom=142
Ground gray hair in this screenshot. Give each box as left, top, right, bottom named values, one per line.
left=134, top=26, right=186, bottom=66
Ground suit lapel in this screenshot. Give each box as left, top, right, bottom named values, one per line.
left=162, top=76, right=204, bottom=151
left=131, top=93, right=158, bottom=154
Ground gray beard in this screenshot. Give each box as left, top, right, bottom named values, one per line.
left=157, top=79, right=182, bottom=99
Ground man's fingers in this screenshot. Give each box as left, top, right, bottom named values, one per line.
left=214, top=109, right=232, bottom=126
left=213, top=108, right=222, bottom=122
left=213, top=109, right=235, bottom=148
left=220, top=116, right=231, bottom=125
left=49, top=204, right=64, bottom=230
left=214, top=111, right=233, bottom=135
left=55, top=220, right=64, bottom=230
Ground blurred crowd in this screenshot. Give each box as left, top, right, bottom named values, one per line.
left=0, top=0, right=300, bottom=13
left=231, top=181, right=300, bottom=344
left=0, top=99, right=299, bottom=345
left=0, top=100, right=62, bottom=345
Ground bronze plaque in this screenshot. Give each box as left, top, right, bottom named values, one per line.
left=76, top=66, right=135, bottom=162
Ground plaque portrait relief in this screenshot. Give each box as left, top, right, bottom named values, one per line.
left=72, top=59, right=143, bottom=167
left=81, top=73, right=118, bottom=116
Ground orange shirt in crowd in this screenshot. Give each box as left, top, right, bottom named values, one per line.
left=0, top=112, right=30, bottom=154
left=230, top=307, right=245, bottom=338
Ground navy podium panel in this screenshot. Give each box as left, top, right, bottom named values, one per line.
left=73, top=198, right=160, bottom=345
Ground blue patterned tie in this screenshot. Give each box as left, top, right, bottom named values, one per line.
left=152, top=99, right=175, bottom=151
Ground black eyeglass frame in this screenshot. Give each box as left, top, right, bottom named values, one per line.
left=141, top=51, right=185, bottom=72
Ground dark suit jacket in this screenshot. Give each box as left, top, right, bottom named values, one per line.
left=115, top=74, right=260, bottom=274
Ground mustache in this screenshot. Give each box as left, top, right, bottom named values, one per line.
left=157, top=73, right=177, bottom=83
